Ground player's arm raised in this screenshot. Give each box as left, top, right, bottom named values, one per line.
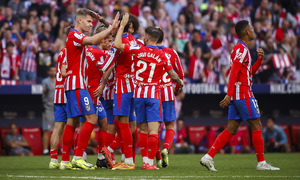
left=252, top=48, right=264, bottom=75
left=83, top=12, right=120, bottom=46
left=113, top=13, right=129, bottom=52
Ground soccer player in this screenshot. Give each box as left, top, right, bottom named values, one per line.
left=100, top=14, right=140, bottom=170
left=49, top=46, right=67, bottom=169
left=114, top=14, right=184, bottom=170
left=200, top=20, right=280, bottom=171
left=60, top=9, right=119, bottom=170
left=82, top=25, right=113, bottom=168
left=156, top=29, right=184, bottom=168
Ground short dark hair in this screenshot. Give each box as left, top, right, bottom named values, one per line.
left=76, top=8, right=95, bottom=19
left=145, top=26, right=161, bottom=42
left=211, top=30, right=219, bottom=38
left=267, top=116, right=276, bottom=123
left=156, top=28, right=164, bottom=44
left=40, top=38, right=49, bottom=43
left=192, top=29, right=200, bottom=35
left=119, top=14, right=140, bottom=34
left=6, top=41, right=14, bottom=47
left=65, top=25, right=75, bottom=35
left=24, top=28, right=34, bottom=35
left=235, top=20, right=249, bottom=39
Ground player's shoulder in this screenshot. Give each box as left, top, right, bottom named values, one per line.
left=68, top=29, right=85, bottom=40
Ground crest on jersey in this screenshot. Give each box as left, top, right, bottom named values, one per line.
left=86, top=105, right=91, bottom=111
left=236, top=52, right=243, bottom=59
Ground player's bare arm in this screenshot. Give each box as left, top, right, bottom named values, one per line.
left=93, top=66, right=114, bottom=97
left=83, top=12, right=120, bottom=46
left=61, top=64, right=66, bottom=78
left=252, top=48, right=265, bottom=75
left=91, top=11, right=110, bottom=27
left=167, top=69, right=184, bottom=87
left=220, top=95, right=231, bottom=109
left=113, top=13, right=129, bottom=51
left=257, top=48, right=264, bottom=59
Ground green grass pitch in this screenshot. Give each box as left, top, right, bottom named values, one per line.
left=0, top=153, right=299, bottom=180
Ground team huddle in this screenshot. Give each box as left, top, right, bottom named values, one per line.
left=49, top=9, right=183, bottom=170
left=49, top=8, right=280, bottom=172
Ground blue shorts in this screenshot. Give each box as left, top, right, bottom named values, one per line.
left=134, top=98, right=162, bottom=124
left=102, top=99, right=114, bottom=125
left=80, top=103, right=107, bottom=123
left=54, top=104, right=67, bottom=123
left=65, top=89, right=96, bottom=118
left=228, top=97, right=261, bottom=121
left=113, top=93, right=136, bottom=122
left=161, top=101, right=176, bottom=122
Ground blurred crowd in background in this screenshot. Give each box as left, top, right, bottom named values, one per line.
left=1, top=0, right=300, bottom=84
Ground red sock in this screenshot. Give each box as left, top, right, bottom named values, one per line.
left=62, top=124, right=75, bottom=161
left=118, top=122, right=133, bottom=158
left=156, top=140, right=161, bottom=161
left=132, top=128, right=138, bottom=163
left=75, top=122, right=94, bottom=157
left=50, top=149, right=58, bottom=160
left=106, top=133, right=115, bottom=147
left=110, top=120, right=122, bottom=151
left=164, top=129, right=175, bottom=150
left=73, top=130, right=79, bottom=155
left=148, top=134, right=159, bottom=160
left=252, top=130, right=265, bottom=162
left=97, top=130, right=107, bottom=153
left=139, top=133, right=148, bottom=158
left=207, top=129, right=232, bottom=158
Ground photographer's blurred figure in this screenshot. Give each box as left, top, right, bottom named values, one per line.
left=42, top=65, right=56, bottom=155
left=5, top=123, right=33, bottom=156
left=263, top=117, right=291, bottom=153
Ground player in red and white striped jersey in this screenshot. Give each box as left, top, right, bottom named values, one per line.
left=201, top=20, right=279, bottom=171
left=100, top=14, right=140, bottom=169
left=49, top=47, right=67, bottom=169
left=114, top=15, right=183, bottom=170
left=156, top=29, right=184, bottom=168
left=60, top=9, right=119, bottom=170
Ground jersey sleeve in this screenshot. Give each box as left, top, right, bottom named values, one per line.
left=69, top=31, right=86, bottom=47
left=123, top=43, right=143, bottom=54
left=98, top=47, right=117, bottom=72
left=172, top=49, right=184, bottom=79
left=227, top=47, right=245, bottom=97
left=163, top=52, right=173, bottom=72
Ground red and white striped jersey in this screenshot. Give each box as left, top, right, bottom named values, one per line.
left=102, top=67, right=115, bottom=100
left=157, top=46, right=184, bottom=102
left=85, top=46, right=106, bottom=104
left=272, top=53, right=292, bottom=69
left=189, top=55, right=205, bottom=80
left=227, top=41, right=263, bottom=100
left=100, top=33, right=142, bottom=94
left=123, top=44, right=173, bottom=99
left=54, top=47, right=67, bottom=104
left=20, top=39, right=37, bottom=72
left=65, top=28, right=87, bottom=91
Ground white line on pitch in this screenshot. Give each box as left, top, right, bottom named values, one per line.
left=5, top=175, right=300, bottom=179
